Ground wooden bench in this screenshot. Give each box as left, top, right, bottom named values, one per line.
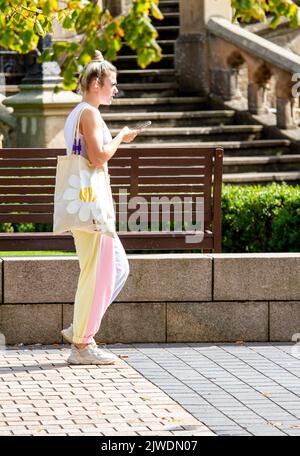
left=0, top=146, right=223, bottom=252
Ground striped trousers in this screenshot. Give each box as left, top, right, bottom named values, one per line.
left=70, top=230, right=129, bottom=344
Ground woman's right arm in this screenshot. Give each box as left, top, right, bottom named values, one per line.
left=80, top=107, right=137, bottom=168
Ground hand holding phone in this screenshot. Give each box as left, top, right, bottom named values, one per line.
left=134, top=120, right=152, bottom=130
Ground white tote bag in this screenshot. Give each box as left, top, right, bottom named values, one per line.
left=53, top=107, right=116, bottom=238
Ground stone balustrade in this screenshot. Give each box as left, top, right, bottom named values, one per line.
left=207, top=16, right=300, bottom=130
left=0, top=253, right=299, bottom=345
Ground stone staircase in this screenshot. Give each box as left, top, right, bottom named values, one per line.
left=101, top=0, right=300, bottom=186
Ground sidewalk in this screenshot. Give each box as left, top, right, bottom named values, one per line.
left=0, top=343, right=299, bottom=436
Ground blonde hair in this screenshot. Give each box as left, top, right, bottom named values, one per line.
left=77, top=50, right=117, bottom=94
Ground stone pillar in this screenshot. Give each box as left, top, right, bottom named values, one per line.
left=274, top=69, right=298, bottom=129
left=175, top=0, right=232, bottom=94
left=2, top=36, right=81, bottom=148
left=248, top=83, right=267, bottom=114
left=209, top=39, right=244, bottom=101
left=247, top=60, right=271, bottom=115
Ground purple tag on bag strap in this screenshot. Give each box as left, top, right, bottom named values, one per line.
left=72, top=138, right=81, bottom=155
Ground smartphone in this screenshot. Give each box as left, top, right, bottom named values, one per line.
left=134, top=120, right=152, bottom=130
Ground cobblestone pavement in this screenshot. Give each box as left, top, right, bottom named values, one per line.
left=1, top=343, right=300, bottom=436
left=0, top=345, right=213, bottom=436
left=110, top=343, right=300, bottom=436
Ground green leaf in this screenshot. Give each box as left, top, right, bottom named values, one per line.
left=0, top=0, right=162, bottom=79
left=78, top=51, right=91, bottom=65
left=62, top=77, right=78, bottom=91
left=269, top=14, right=281, bottom=29
left=35, top=20, right=45, bottom=36
left=150, top=1, right=163, bottom=20
left=62, top=14, right=75, bottom=29
left=53, top=41, right=69, bottom=53
left=38, top=48, right=54, bottom=63
left=111, top=37, right=121, bottom=51
left=19, top=29, right=34, bottom=44
left=105, top=21, right=117, bottom=35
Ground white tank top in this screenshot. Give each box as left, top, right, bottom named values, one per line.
left=63, top=101, right=112, bottom=172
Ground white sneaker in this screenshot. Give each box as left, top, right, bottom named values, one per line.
left=61, top=324, right=96, bottom=346
left=67, top=344, right=118, bottom=365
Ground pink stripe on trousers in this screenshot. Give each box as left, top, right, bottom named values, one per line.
left=83, top=234, right=116, bottom=343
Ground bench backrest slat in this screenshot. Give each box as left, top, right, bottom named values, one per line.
left=0, top=214, right=53, bottom=223
left=0, top=147, right=222, bottom=237
left=0, top=148, right=61, bottom=158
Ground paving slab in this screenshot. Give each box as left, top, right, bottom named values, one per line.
left=110, top=342, right=300, bottom=436
left=1, top=343, right=300, bottom=436
left=0, top=346, right=213, bottom=437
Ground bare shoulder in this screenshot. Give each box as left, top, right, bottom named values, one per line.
left=81, top=105, right=101, bottom=124
left=80, top=106, right=102, bottom=134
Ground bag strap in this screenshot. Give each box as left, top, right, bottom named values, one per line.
left=69, top=104, right=106, bottom=172
left=71, top=105, right=87, bottom=155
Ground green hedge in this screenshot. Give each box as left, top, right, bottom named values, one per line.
left=221, top=182, right=300, bottom=252
left=1, top=182, right=299, bottom=253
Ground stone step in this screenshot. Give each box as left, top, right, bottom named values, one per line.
left=224, top=154, right=300, bottom=165
left=117, top=69, right=176, bottom=84
left=117, top=54, right=174, bottom=61
left=103, top=96, right=206, bottom=112
left=111, top=125, right=263, bottom=142
left=123, top=139, right=291, bottom=156
left=152, top=12, right=179, bottom=19
left=223, top=171, right=300, bottom=185
left=121, top=40, right=175, bottom=56
left=117, top=82, right=178, bottom=96
left=157, top=41, right=175, bottom=54
left=118, top=82, right=178, bottom=90
left=117, top=91, right=179, bottom=99
left=103, top=110, right=235, bottom=127
left=118, top=69, right=175, bottom=76
left=159, top=0, right=179, bottom=7
left=223, top=154, right=300, bottom=173
left=155, top=25, right=180, bottom=33
left=153, top=25, right=180, bottom=39
left=103, top=110, right=234, bottom=121
left=111, top=96, right=205, bottom=105
left=158, top=40, right=176, bottom=45
left=159, top=2, right=179, bottom=13
left=153, top=11, right=179, bottom=17
left=152, top=12, right=179, bottom=26
left=218, top=139, right=291, bottom=155
left=116, top=54, right=174, bottom=70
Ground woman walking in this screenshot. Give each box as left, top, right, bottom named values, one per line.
left=61, top=50, right=138, bottom=365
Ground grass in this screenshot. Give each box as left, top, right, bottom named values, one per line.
left=0, top=251, right=76, bottom=256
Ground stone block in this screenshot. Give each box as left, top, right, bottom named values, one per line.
left=270, top=301, right=300, bottom=342
left=211, top=253, right=300, bottom=301
left=63, top=302, right=166, bottom=344
left=0, top=304, right=62, bottom=345
left=62, top=304, right=73, bottom=329
left=3, top=257, right=79, bottom=303
left=119, top=254, right=212, bottom=302
left=4, top=254, right=212, bottom=304
left=167, top=301, right=268, bottom=342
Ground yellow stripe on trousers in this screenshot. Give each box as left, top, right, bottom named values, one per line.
left=71, top=229, right=100, bottom=344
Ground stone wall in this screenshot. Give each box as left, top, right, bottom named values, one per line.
left=0, top=253, right=299, bottom=345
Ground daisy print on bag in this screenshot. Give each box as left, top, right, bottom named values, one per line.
left=63, top=171, right=103, bottom=222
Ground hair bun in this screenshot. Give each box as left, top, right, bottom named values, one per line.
left=92, top=50, right=104, bottom=62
